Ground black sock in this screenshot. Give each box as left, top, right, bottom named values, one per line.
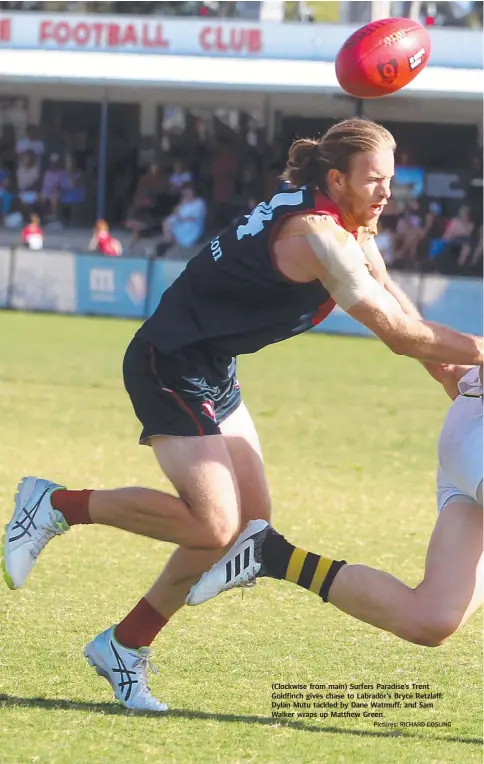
left=261, top=527, right=346, bottom=602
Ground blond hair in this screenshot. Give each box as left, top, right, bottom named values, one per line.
left=281, top=118, right=396, bottom=190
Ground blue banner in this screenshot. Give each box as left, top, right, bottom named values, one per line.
left=147, top=260, right=187, bottom=317
left=420, top=275, right=483, bottom=336
left=75, top=255, right=149, bottom=318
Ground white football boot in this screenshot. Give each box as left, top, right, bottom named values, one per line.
left=186, top=519, right=269, bottom=606
left=84, top=627, right=168, bottom=712
left=2, top=476, right=68, bottom=590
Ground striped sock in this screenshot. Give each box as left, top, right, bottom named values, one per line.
left=262, top=528, right=346, bottom=602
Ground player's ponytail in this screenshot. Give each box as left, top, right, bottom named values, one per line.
left=281, top=118, right=395, bottom=192
left=280, top=138, right=320, bottom=187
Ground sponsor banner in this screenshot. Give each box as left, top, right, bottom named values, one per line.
left=11, top=249, right=76, bottom=312
left=0, top=13, right=480, bottom=68
left=419, top=275, right=482, bottom=336
left=147, top=260, right=187, bottom=317
left=75, top=255, right=148, bottom=317
left=0, top=246, right=11, bottom=307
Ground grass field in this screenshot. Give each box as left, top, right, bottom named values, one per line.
left=0, top=310, right=482, bottom=764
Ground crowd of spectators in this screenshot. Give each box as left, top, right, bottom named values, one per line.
left=376, top=201, right=483, bottom=277
left=0, top=121, right=91, bottom=234
left=1, top=109, right=481, bottom=276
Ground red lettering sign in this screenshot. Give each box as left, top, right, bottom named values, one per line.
left=0, top=17, right=10, bottom=42
left=122, top=23, right=137, bottom=46
left=107, top=23, right=120, bottom=47
left=73, top=22, right=89, bottom=46
left=198, top=25, right=261, bottom=55
left=36, top=19, right=172, bottom=50
left=142, top=22, right=168, bottom=48
left=39, top=20, right=52, bottom=43
left=92, top=23, right=103, bottom=46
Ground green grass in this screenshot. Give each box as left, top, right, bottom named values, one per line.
left=0, top=311, right=481, bottom=764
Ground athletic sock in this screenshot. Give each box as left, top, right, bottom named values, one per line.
left=115, top=598, right=168, bottom=650
left=262, top=527, right=346, bottom=602
left=51, top=489, right=93, bottom=526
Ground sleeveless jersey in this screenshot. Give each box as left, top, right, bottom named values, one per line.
left=138, top=188, right=351, bottom=357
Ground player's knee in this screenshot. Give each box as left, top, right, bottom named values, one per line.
left=193, top=511, right=240, bottom=550
left=407, top=611, right=460, bottom=647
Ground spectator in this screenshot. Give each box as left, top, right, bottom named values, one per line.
left=393, top=199, right=424, bottom=269
left=59, top=156, right=87, bottom=224
left=169, top=158, right=193, bottom=193
left=416, top=200, right=448, bottom=265
left=89, top=219, right=122, bottom=256
left=16, top=150, right=41, bottom=215
left=125, top=162, right=169, bottom=248
left=21, top=213, right=44, bottom=250
left=160, top=183, right=207, bottom=252
left=458, top=223, right=483, bottom=273
left=41, top=153, right=67, bottom=221
left=15, top=124, right=45, bottom=163
left=442, top=204, right=475, bottom=244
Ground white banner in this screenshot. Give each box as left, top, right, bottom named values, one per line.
left=0, top=246, right=11, bottom=308
left=0, top=13, right=481, bottom=68
left=11, top=249, right=76, bottom=313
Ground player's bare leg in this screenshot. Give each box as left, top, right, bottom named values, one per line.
left=328, top=498, right=483, bottom=645
left=143, top=403, right=271, bottom=618
left=188, top=498, right=483, bottom=646
left=82, top=433, right=243, bottom=712
left=87, top=434, right=241, bottom=549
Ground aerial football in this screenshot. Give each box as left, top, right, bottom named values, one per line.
left=335, top=17, right=431, bottom=98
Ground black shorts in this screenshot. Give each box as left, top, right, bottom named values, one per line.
left=123, top=337, right=241, bottom=443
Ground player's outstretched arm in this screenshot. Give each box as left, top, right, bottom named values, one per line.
left=360, top=235, right=469, bottom=397
left=303, top=217, right=483, bottom=366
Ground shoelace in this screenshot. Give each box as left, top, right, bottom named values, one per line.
left=30, top=525, right=60, bottom=560
left=132, top=650, right=158, bottom=695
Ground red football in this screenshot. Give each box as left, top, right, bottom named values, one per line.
left=335, top=17, right=431, bottom=98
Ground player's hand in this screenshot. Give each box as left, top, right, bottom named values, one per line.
left=422, top=363, right=471, bottom=400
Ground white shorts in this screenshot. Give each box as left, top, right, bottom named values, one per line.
left=437, top=391, right=483, bottom=513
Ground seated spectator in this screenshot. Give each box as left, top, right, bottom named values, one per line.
left=125, top=162, right=170, bottom=248
left=442, top=204, right=475, bottom=245
left=59, top=156, right=87, bottom=224
left=160, top=183, right=206, bottom=251
left=457, top=223, right=483, bottom=274
left=16, top=150, right=41, bottom=215
left=89, top=219, right=122, bottom=256
left=416, top=200, right=448, bottom=264
left=392, top=199, right=424, bottom=270
left=21, top=213, right=44, bottom=251
left=16, top=124, right=44, bottom=164
left=169, top=158, right=193, bottom=193
left=41, top=154, right=67, bottom=221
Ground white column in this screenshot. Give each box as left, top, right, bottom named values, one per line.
left=260, top=0, right=285, bottom=22
left=371, top=1, right=392, bottom=21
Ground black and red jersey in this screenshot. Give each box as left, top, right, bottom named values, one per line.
left=138, top=187, right=349, bottom=357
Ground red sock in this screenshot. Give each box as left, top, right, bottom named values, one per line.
left=115, top=598, right=168, bottom=650
left=51, top=489, right=93, bottom=526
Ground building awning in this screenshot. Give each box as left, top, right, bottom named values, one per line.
left=0, top=48, right=481, bottom=99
